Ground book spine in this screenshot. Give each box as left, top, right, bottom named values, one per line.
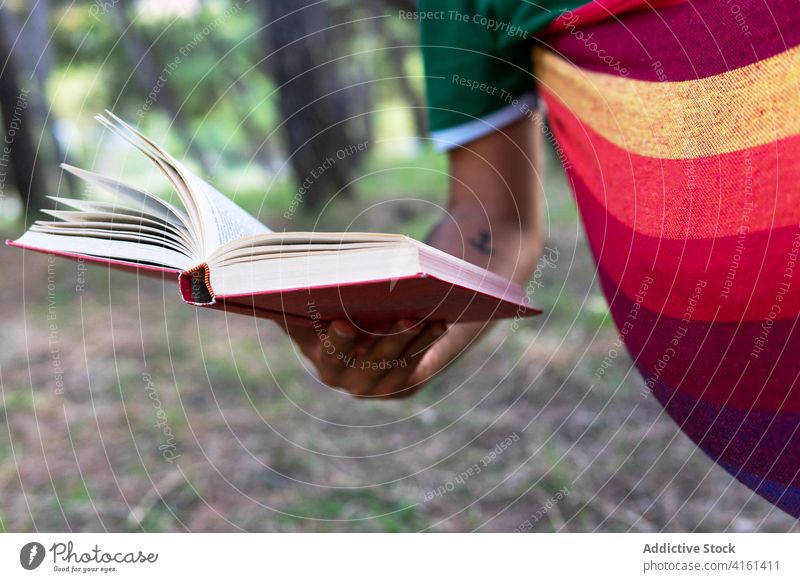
left=178, top=263, right=216, bottom=305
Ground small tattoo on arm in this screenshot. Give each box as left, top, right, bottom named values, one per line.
left=469, top=230, right=493, bottom=255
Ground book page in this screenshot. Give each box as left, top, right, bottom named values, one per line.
left=33, top=216, right=197, bottom=257
left=13, top=231, right=194, bottom=271
left=59, top=165, right=194, bottom=237
left=171, top=160, right=271, bottom=249
left=98, top=112, right=270, bottom=256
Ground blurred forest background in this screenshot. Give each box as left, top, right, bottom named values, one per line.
left=1, top=0, right=798, bottom=532
left=0, top=0, right=427, bottom=228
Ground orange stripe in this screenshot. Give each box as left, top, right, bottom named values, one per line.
left=543, top=91, right=800, bottom=239
left=534, top=46, right=800, bottom=159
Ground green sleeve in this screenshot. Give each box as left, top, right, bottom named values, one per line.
left=418, top=0, right=583, bottom=135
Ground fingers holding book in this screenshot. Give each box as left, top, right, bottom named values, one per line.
left=283, top=318, right=448, bottom=399
left=361, top=321, right=448, bottom=399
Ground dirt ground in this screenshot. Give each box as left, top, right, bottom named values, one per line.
left=2, top=175, right=798, bottom=532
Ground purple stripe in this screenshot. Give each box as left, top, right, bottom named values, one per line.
left=596, top=264, right=800, bottom=413
left=718, top=460, right=800, bottom=518
left=543, top=0, right=800, bottom=81
left=648, top=376, right=800, bottom=487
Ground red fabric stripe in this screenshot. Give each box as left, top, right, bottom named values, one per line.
left=571, top=168, right=800, bottom=323
left=543, top=92, right=800, bottom=239
left=544, top=0, right=685, bottom=33
left=599, top=266, right=800, bottom=413
left=542, top=0, right=800, bottom=81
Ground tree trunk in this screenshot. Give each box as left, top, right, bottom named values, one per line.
left=24, top=0, right=79, bottom=197
left=0, top=7, right=48, bottom=222
left=259, top=0, right=365, bottom=210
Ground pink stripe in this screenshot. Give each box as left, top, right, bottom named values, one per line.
left=600, top=266, right=800, bottom=413
left=543, top=0, right=800, bottom=81
left=569, top=170, right=800, bottom=323
left=545, top=0, right=686, bottom=33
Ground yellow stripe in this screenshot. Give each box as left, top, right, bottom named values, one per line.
left=534, top=46, right=800, bottom=159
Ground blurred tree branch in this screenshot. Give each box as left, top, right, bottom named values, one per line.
left=109, top=1, right=212, bottom=173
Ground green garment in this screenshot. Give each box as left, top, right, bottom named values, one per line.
left=418, top=0, right=586, bottom=133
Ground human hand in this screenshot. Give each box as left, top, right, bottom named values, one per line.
left=281, top=318, right=485, bottom=398
left=282, top=117, right=542, bottom=398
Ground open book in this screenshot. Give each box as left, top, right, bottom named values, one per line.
left=7, top=113, right=540, bottom=327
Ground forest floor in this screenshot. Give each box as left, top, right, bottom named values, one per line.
left=1, top=149, right=797, bottom=532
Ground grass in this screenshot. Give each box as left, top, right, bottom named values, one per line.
left=0, top=147, right=798, bottom=532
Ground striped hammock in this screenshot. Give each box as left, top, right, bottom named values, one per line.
left=535, top=0, right=800, bottom=517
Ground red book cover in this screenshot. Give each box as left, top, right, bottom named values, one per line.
left=7, top=241, right=540, bottom=328
left=6, top=113, right=541, bottom=329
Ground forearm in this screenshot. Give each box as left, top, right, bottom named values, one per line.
left=428, top=203, right=542, bottom=285
left=427, top=115, right=543, bottom=285
left=285, top=113, right=543, bottom=397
